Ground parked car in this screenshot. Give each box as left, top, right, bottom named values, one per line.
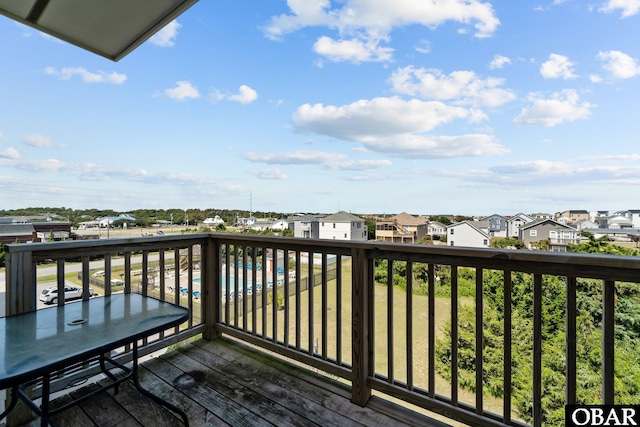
left=39, top=286, right=95, bottom=304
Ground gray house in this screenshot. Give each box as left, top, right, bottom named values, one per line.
left=293, top=215, right=320, bottom=239
left=481, top=214, right=508, bottom=237
left=519, top=219, right=580, bottom=252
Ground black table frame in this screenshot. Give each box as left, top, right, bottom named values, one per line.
left=0, top=294, right=190, bottom=426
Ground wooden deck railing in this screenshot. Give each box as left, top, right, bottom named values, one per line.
left=5, top=233, right=640, bottom=426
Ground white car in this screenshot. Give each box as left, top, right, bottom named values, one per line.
left=39, top=286, right=95, bottom=304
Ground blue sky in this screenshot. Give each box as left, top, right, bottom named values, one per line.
left=1, top=0, right=640, bottom=216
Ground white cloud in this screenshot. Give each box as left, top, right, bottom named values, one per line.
left=359, top=134, right=508, bottom=159
left=228, top=85, right=259, bottom=104
left=293, top=96, right=472, bottom=140
left=325, top=159, right=392, bottom=170
left=264, top=0, right=500, bottom=62
left=589, top=74, right=603, bottom=83
left=389, top=66, right=516, bottom=107
left=17, top=159, right=66, bottom=172
left=243, top=150, right=346, bottom=165
left=540, top=54, right=577, bottom=79
left=415, top=39, right=431, bottom=54
left=149, top=20, right=181, bottom=47
left=24, top=133, right=56, bottom=148
left=0, top=147, right=20, bottom=160
left=164, top=81, right=200, bottom=100
left=249, top=168, right=288, bottom=180
left=599, top=0, right=640, bottom=17
left=45, top=67, right=127, bottom=84
left=513, top=89, right=595, bottom=127
left=597, top=50, right=640, bottom=79
left=313, top=35, right=393, bottom=63
left=489, top=54, right=511, bottom=69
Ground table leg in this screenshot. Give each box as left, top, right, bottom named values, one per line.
left=0, top=386, right=18, bottom=422
left=131, top=342, right=189, bottom=426
left=40, top=373, right=50, bottom=427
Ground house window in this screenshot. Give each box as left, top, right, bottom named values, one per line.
left=450, top=241, right=454, bottom=246
left=530, top=230, right=537, bottom=237
left=333, top=223, right=336, bottom=229
left=450, top=229, right=454, bottom=235
left=357, top=223, right=361, bottom=228
left=344, top=233, right=347, bottom=238
left=483, top=239, right=488, bottom=245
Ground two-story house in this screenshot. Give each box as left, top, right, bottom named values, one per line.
left=319, top=211, right=368, bottom=241
left=426, top=221, right=447, bottom=240
left=506, top=213, right=534, bottom=238
left=446, top=221, right=491, bottom=248
left=555, top=210, right=589, bottom=224
left=520, top=219, right=580, bottom=251
left=293, top=215, right=320, bottom=239
left=376, top=212, right=427, bottom=243
left=480, top=214, right=508, bottom=237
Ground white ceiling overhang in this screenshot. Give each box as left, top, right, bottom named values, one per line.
left=0, top=0, right=199, bottom=61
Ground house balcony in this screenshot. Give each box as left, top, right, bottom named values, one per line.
left=3, top=234, right=640, bottom=426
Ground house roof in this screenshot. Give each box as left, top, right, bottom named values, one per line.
left=0, top=0, right=198, bottom=61
left=322, top=211, right=364, bottom=222
left=520, top=218, right=575, bottom=230
left=447, top=221, right=491, bottom=238
left=390, top=212, right=425, bottom=226
left=294, top=215, right=320, bottom=222
left=0, top=224, right=35, bottom=236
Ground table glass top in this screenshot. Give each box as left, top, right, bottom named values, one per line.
left=0, top=294, right=188, bottom=386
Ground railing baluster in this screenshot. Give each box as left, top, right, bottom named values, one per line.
left=451, top=265, right=458, bottom=405
left=336, top=254, right=343, bottom=366
left=57, top=259, right=65, bottom=306
left=406, top=261, right=413, bottom=391
left=566, top=276, right=577, bottom=406
left=104, top=254, right=112, bottom=297
left=295, top=251, right=301, bottom=350
left=321, top=252, right=328, bottom=359
left=159, top=249, right=165, bottom=299
left=80, top=256, right=90, bottom=305
left=603, top=279, right=615, bottom=404
left=124, top=252, right=131, bottom=295
left=187, top=245, right=194, bottom=329
left=284, top=249, right=290, bottom=347
left=251, top=246, right=258, bottom=335
left=533, top=273, right=542, bottom=427
left=504, top=270, right=512, bottom=424
left=428, top=263, right=435, bottom=398
left=234, top=245, right=239, bottom=329
left=242, top=245, right=248, bottom=333
left=387, top=259, right=394, bottom=384
left=225, top=244, right=231, bottom=325
left=351, top=247, right=371, bottom=406
left=272, top=247, right=278, bottom=343
left=475, top=267, right=483, bottom=414
left=261, top=248, right=267, bottom=338
left=308, top=251, right=315, bottom=354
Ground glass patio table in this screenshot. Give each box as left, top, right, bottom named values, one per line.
left=0, top=293, right=189, bottom=426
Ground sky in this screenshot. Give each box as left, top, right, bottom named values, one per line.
left=1, top=0, right=640, bottom=217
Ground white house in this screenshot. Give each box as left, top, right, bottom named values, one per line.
left=203, top=216, right=224, bottom=226
left=446, top=221, right=491, bottom=248
left=507, top=213, right=534, bottom=238
left=293, top=215, right=320, bottom=239
left=319, top=211, right=368, bottom=241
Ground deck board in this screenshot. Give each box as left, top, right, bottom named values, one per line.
left=37, top=337, right=451, bottom=427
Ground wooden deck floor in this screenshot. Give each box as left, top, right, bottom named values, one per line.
left=39, top=337, right=452, bottom=427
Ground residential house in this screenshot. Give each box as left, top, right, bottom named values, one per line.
left=598, top=214, right=633, bottom=229
left=446, top=221, right=491, bottom=248
left=555, top=210, right=589, bottom=224
left=0, top=223, right=36, bottom=244
left=293, top=215, right=320, bottom=239
left=203, top=216, right=225, bottom=226
left=520, top=219, right=580, bottom=252
left=506, top=213, right=534, bottom=238
left=375, top=212, right=427, bottom=243
left=319, top=211, right=368, bottom=241
left=623, top=210, right=640, bottom=228
left=530, top=213, right=554, bottom=221
left=426, top=221, right=447, bottom=240
left=573, top=219, right=598, bottom=231
left=480, top=214, right=508, bottom=237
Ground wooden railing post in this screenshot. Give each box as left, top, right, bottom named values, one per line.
left=203, top=236, right=222, bottom=341
left=351, top=247, right=372, bottom=406
left=5, top=249, right=36, bottom=316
